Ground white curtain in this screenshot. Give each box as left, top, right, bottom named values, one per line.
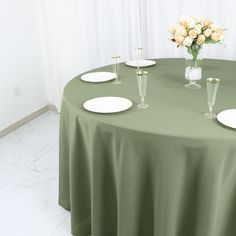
left=39, top=0, right=236, bottom=110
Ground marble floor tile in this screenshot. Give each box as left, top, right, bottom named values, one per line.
left=0, top=112, right=71, bottom=236
left=0, top=112, right=59, bottom=169
left=0, top=163, right=26, bottom=192
left=50, top=215, right=71, bottom=236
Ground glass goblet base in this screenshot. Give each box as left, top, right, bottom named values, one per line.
left=137, top=103, right=149, bottom=109
left=184, top=81, right=201, bottom=89
left=203, top=113, right=216, bottom=119
left=112, top=79, right=121, bottom=85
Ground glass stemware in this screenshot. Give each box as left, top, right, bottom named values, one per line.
left=112, top=55, right=121, bottom=85
left=204, top=78, right=220, bottom=119
left=135, top=47, right=143, bottom=70
left=136, top=70, right=148, bottom=109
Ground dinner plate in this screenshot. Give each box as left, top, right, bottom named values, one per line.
left=81, top=72, right=116, bottom=83
left=125, top=59, right=156, bottom=68
left=83, top=96, right=133, bottom=113
left=217, top=109, right=236, bottom=129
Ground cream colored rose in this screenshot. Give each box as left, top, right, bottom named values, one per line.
left=179, top=19, right=188, bottom=28
left=197, top=34, right=206, bottom=45
left=179, top=15, right=189, bottom=27
left=189, top=29, right=197, bottom=39
left=186, top=18, right=195, bottom=28
left=218, top=30, right=224, bottom=40
left=194, top=16, right=204, bottom=24
left=195, top=24, right=203, bottom=34
left=211, top=32, right=220, bottom=42
left=169, top=24, right=176, bottom=34
left=174, top=34, right=185, bottom=45
left=211, top=23, right=220, bottom=31
left=212, top=29, right=224, bottom=41
left=175, top=25, right=188, bottom=37
left=203, top=19, right=213, bottom=27
left=183, top=36, right=193, bottom=46
left=170, top=33, right=174, bottom=40
left=171, top=33, right=175, bottom=40
left=203, top=29, right=212, bottom=37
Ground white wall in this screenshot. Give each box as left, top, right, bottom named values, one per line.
left=40, top=0, right=236, bottom=111
left=0, top=0, right=47, bottom=130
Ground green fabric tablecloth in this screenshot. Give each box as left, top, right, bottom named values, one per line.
left=59, top=58, right=236, bottom=236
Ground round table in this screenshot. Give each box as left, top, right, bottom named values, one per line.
left=59, top=58, right=236, bottom=236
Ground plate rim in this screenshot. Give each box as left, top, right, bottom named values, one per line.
left=217, top=108, right=236, bottom=129
left=125, top=59, right=157, bottom=68
left=80, top=71, right=116, bottom=83
left=83, top=96, right=133, bottom=114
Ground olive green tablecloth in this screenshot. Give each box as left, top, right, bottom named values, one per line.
left=59, top=59, right=236, bottom=236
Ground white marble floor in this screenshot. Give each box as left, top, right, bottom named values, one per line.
left=0, top=112, right=71, bottom=236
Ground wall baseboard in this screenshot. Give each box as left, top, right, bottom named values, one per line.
left=0, top=105, right=58, bottom=139
left=48, top=104, right=59, bottom=113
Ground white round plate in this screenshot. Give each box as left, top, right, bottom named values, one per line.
left=83, top=96, right=133, bottom=114
left=81, top=72, right=116, bottom=83
left=217, top=109, right=236, bottom=129
left=125, top=60, right=156, bottom=68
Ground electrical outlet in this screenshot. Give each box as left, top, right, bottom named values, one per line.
left=14, top=87, right=21, bottom=97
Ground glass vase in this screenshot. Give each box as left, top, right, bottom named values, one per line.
left=184, top=50, right=202, bottom=89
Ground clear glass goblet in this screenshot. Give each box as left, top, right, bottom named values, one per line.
left=203, top=78, right=220, bottom=119
left=136, top=70, right=148, bottom=109
left=112, top=55, right=121, bottom=85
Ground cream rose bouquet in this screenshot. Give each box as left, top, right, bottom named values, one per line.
left=169, top=16, right=224, bottom=65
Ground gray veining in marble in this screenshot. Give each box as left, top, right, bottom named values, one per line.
left=0, top=112, right=71, bottom=236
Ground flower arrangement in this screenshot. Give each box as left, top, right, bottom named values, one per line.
left=169, top=16, right=224, bottom=64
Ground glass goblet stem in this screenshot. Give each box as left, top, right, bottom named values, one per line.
left=141, top=97, right=145, bottom=106
left=209, top=104, right=213, bottom=117
left=114, top=73, right=119, bottom=83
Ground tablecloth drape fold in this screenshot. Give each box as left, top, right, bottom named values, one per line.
left=59, top=59, right=236, bottom=236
